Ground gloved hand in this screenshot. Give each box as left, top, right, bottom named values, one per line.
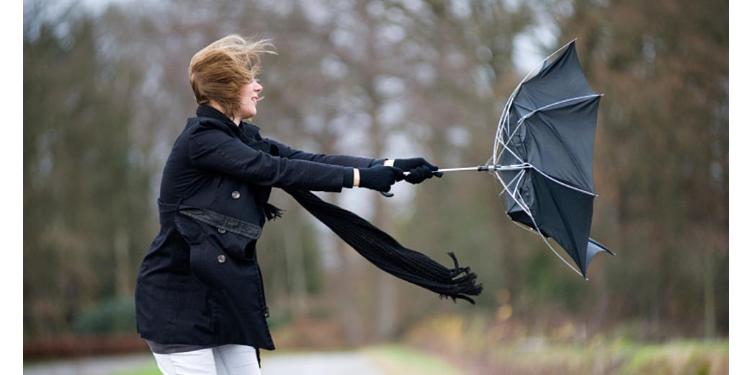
left=359, top=166, right=404, bottom=192
left=393, top=157, right=443, bottom=184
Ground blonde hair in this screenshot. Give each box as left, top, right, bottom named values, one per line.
left=188, top=35, right=276, bottom=118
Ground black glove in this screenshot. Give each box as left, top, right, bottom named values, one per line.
left=359, top=166, right=403, bottom=192
left=393, top=157, right=443, bottom=184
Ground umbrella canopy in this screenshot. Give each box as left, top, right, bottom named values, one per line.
left=493, top=40, right=613, bottom=278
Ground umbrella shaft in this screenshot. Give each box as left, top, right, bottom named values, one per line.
left=438, top=166, right=486, bottom=173
left=438, top=165, right=526, bottom=173
left=401, top=164, right=527, bottom=175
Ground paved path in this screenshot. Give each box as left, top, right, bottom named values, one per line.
left=24, top=351, right=385, bottom=375
left=262, top=352, right=383, bottom=375
left=24, top=353, right=154, bottom=375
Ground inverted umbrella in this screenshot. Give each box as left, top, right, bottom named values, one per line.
left=409, top=40, right=613, bottom=278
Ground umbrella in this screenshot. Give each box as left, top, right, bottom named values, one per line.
left=414, top=40, right=613, bottom=279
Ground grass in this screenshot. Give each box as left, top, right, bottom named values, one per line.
left=115, top=365, right=161, bottom=375
left=404, top=314, right=729, bottom=374
left=456, top=337, right=728, bottom=374
left=614, top=339, right=728, bottom=375
left=362, top=344, right=464, bottom=375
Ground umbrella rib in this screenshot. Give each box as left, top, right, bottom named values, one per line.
left=494, top=95, right=600, bottom=171
left=495, top=167, right=524, bottom=197
left=494, top=38, right=577, bottom=157
left=506, top=193, right=585, bottom=278
left=537, top=227, right=586, bottom=278
left=495, top=138, right=596, bottom=197
left=494, top=135, right=597, bottom=197
left=496, top=104, right=599, bottom=197
left=494, top=132, right=526, bottom=165
left=528, top=165, right=597, bottom=197
left=510, top=169, right=526, bottom=197
left=494, top=170, right=534, bottom=219
left=515, top=94, right=602, bottom=128
left=495, top=36, right=578, bottom=141
left=491, top=159, right=588, bottom=278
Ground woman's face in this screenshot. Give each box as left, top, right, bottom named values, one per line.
left=237, top=79, right=264, bottom=119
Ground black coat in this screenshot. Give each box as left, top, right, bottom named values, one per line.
left=135, top=105, right=382, bottom=354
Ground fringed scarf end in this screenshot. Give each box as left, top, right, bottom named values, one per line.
left=264, top=203, right=284, bottom=221
left=439, top=252, right=483, bottom=304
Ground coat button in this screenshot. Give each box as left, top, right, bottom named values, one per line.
left=217, top=227, right=226, bottom=234
left=231, top=191, right=241, bottom=199
left=217, top=255, right=226, bottom=263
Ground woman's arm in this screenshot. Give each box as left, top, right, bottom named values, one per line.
left=188, top=124, right=354, bottom=192
left=264, top=138, right=388, bottom=169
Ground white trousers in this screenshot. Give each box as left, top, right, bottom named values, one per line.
left=151, top=344, right=261, bottom=375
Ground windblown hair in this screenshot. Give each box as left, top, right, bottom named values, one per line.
left=188, top=35, right=276, bottom=118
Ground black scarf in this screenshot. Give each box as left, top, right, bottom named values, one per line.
left=204, top=106, right=483, bottom=304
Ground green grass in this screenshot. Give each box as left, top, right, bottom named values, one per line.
left=362, top=344, right=464, bottom=375
left=615, top=339, right=727, bottom=375
left=474, top=338, right=728, bottom=374
left=114, top=364, right=161, bottom=375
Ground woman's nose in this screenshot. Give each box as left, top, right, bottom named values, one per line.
left=254, top=80, right=263, bottom=92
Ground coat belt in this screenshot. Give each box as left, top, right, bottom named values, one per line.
left=157, top=198, right=261, bottom=239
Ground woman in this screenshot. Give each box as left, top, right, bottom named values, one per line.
left=134, top=35, right=441, bottom=375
